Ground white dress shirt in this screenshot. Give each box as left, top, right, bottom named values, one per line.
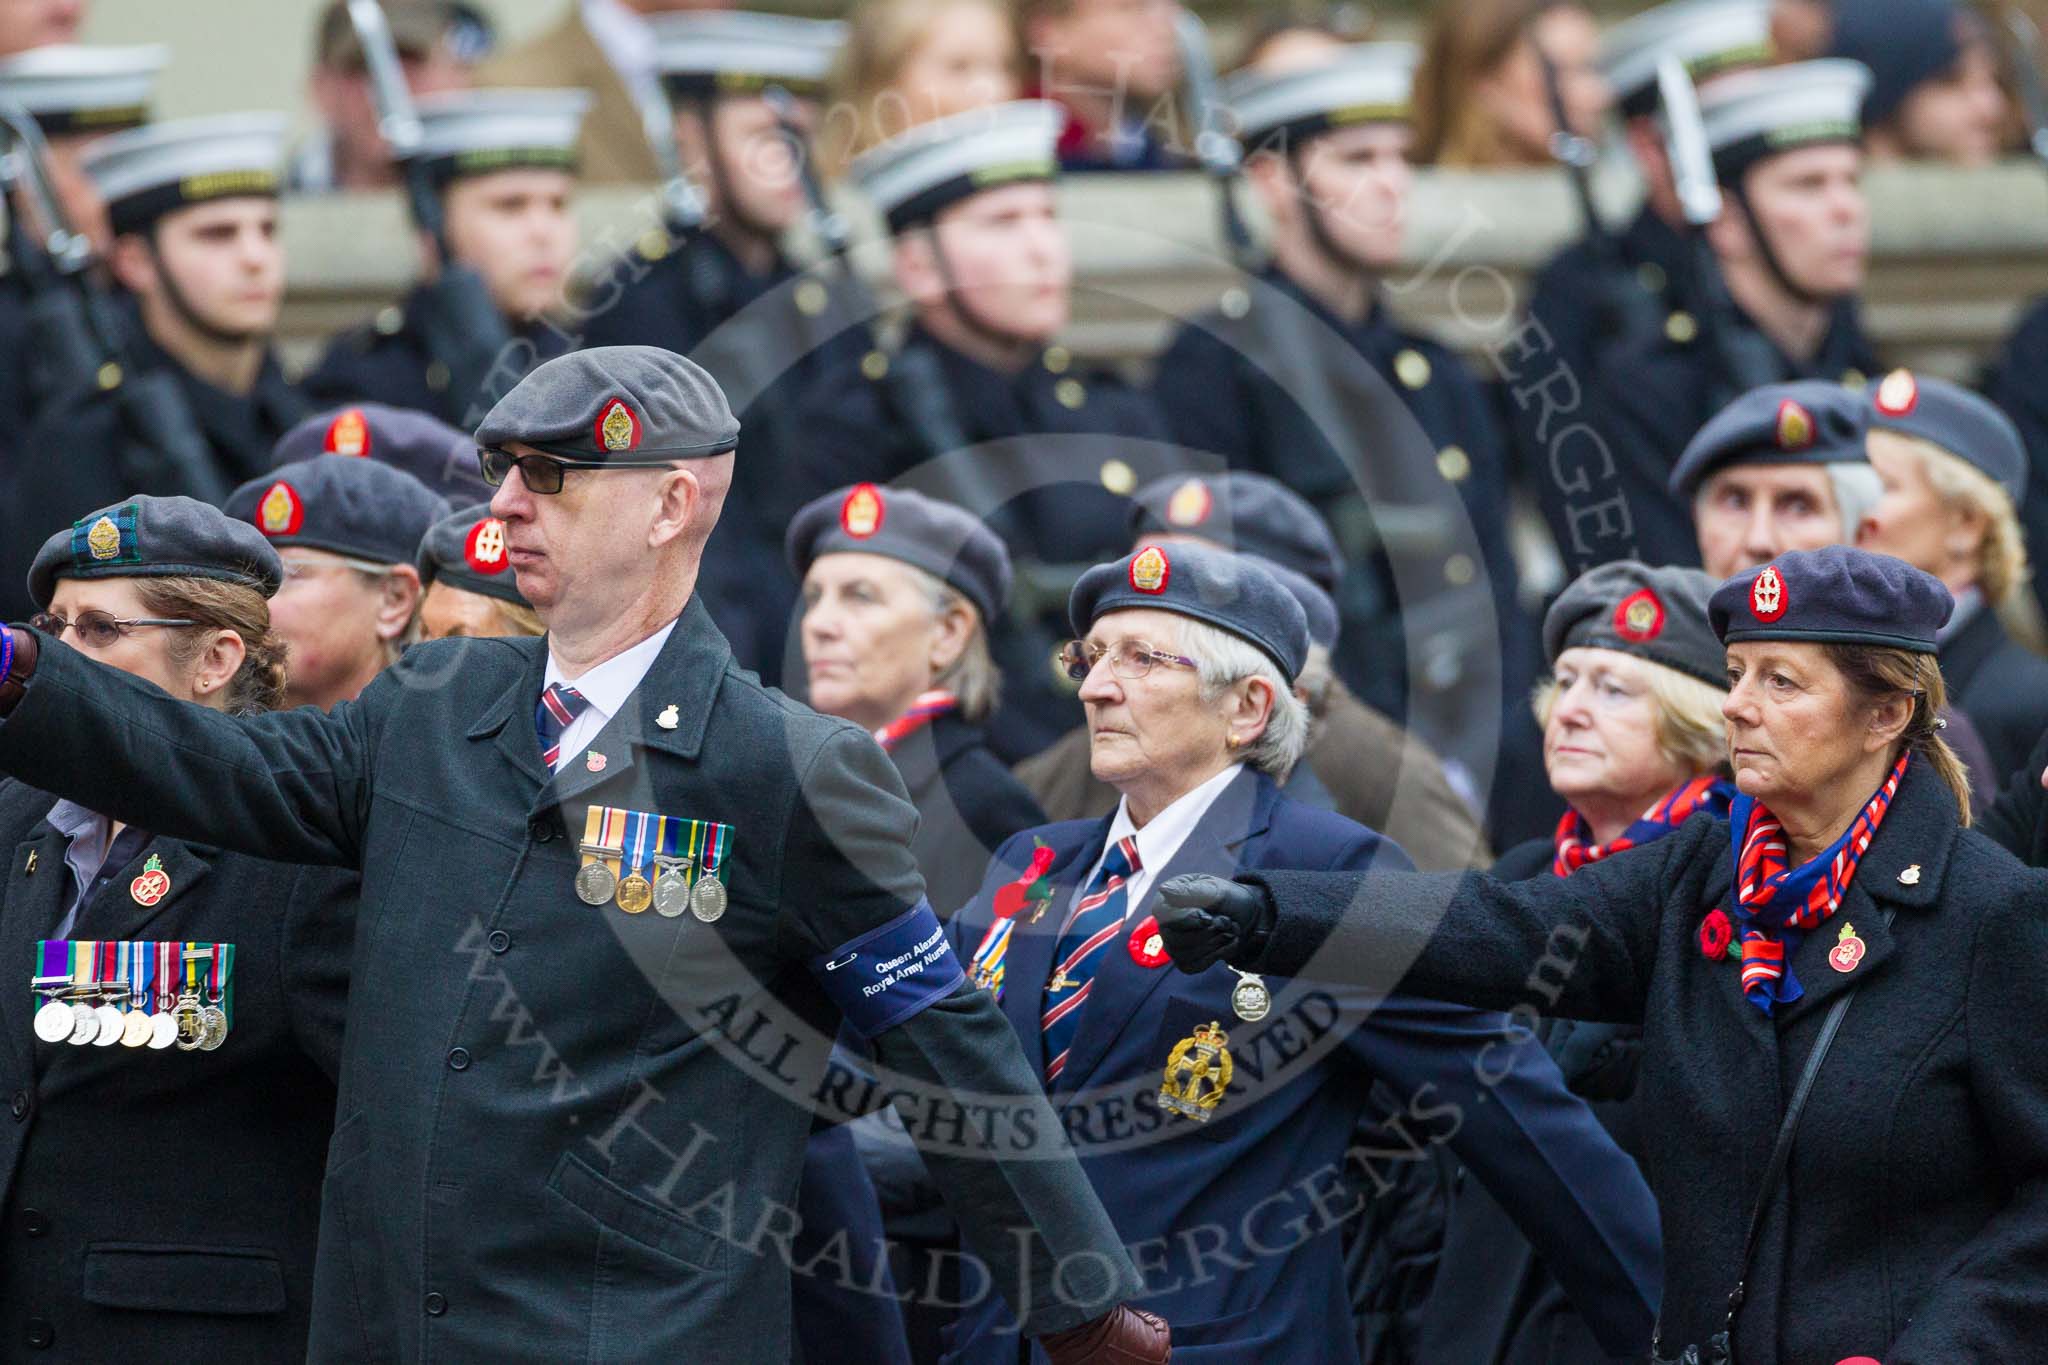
left=1070, top=763, right=1245, bottom=925
left=541, top=618, right=677, bottom=772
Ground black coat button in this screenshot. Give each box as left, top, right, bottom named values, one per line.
left=22, top=1209, right=48, bottom=1237
left=487, top=930, right=511, bottom=954
left=424, top=1292, right=447, bottom=1316
left=446, top=1048, right=470, bottom=1071
left=25, top=1318, right=51, bottom=1348
left=527, top=817, right=556, bottom=843
left=10, top=1090, right=27, bottom=1121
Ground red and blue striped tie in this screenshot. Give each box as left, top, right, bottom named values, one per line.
left=1041, top=835, right=1140, bottom=1083
left=534, top=683, right=590, bottom=769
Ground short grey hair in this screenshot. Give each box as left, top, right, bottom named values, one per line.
left=914, top=569, right=1001, bottom=722
left=1176, top=617, right=1310, bottom=781
left=1826, top=462, right=1883, bottom=543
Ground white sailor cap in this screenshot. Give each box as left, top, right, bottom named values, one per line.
left=653, top=11, right=847, bottom=99
left=1220, top=42, right=1418, bottom=148
left=412, top=87, right=591, bottom=185
left=83, top=112, right=287, bottom=236
left=852, top=99, right=1061, bottom=234
left=0, top=44, right=164, bottom=137
left=1699, top=58, right=1870, bottom=183
left=1601, top=0, right=1774, bottom=117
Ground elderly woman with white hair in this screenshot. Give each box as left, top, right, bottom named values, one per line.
left=1855, top=369, right=2048, bottom=779
left=941, top=541, right=1662, bottom=1364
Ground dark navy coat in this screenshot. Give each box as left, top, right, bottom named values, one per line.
left=1246, top=757, right=2048, bottom=1363
left=0, top=782, right=350, bottom=1361
left=941, top=768, right=1661, bottom=1363
left=1939, top=601, right=2048, bottom=783
left=0, top=601, right=1140, bottom=1363
left=1982, top=296, right=2048, bottom=620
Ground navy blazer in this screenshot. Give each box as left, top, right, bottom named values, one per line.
left=942, top=768, right=1661, bottom=1364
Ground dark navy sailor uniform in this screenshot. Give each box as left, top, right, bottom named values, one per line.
left=942, top=768, right=1661, bottom=1363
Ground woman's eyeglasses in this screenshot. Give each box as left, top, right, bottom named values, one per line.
left=32, top=611, right=198, bottom=650
left=1055, top=638, right=1199, bottom=683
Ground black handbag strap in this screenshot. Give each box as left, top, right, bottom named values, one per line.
left=1722, top=907, right=1895, bottom=1337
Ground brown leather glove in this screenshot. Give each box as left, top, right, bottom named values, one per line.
left=1039, top=1304, right=1171, bottom=1364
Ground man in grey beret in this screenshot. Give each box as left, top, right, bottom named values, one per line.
left=0, top=345, right=1168, bottom=1364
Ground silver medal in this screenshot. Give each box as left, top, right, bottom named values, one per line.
left=147, top=1012, right=177, bottom=1050
left=33, top=1000, right=73, bottom=1043
left=1230, top=973, right=1271, bottom=1023
left=91, top=1002, right=124, bottom=1046
left=690, top=875, right=727, bottom=923
left=653, top=855, right=692, bottom=918
left=198, top=1005, right=228, bottom=1051
left=574, top=856, right=618, bottom=907
left=67, top=1001, right=97, bottom=1045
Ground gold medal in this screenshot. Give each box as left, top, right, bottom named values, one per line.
left=120, top=1009, right=153, bottom=1048
left=690, top=876, right=727, bottom=923
left=1230, top=972, right=1271, bottom=1023
left=615, top=874, right=653, bottom=915
left=1159, top=1021, right=1234, bottom=1123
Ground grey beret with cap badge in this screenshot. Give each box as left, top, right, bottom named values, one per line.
left=1544, top=560, right=1725, bottom=688
left=417, top=503, right=529, bottom=606
left=1070, top=542, right=1311, bottom=682
left=474, top=345, right=739, bottom=463
left=28, top=494, right=283, bottom=610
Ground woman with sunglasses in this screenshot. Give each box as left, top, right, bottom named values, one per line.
left=0, top=495, right=349, bottom=1361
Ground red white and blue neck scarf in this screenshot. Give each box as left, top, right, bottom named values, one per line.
left=1552, top=775, right=1735, bottom=879
left=874, top=690, right=958, bottom=753
left=1726, top=752, right=1909, bottom=1015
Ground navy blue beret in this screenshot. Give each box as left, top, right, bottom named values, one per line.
left=1545, top=560, right=1724, bottom=688
left=475, top=346, right=737, bottom=463
left=1070, top=542, right=1310, bottom=681
left=224, top=456, right=450, bottom=568
left=1866, top=369, right=2025, bottom=504
left=28, top=493, right=283, bottom=609
left=416, top=503, right=530, bottom=607
left=1710, top=545, right=1953, bottom=654
left=272, top=402, right=493, bottom=503
left=1830, top=0, right=1966, bottom=127
left=1127, top=472, right=1344, bottom=595
left=1670, top=379, right=1868, bottom=499
left=786, top=483, right=1012, bottom=625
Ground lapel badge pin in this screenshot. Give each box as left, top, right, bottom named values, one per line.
left=1828, top=921, right=1866, bottom=974
left=130, top=853, right=170, bottom=907
left=24, top=850, right=35, bottom=875
left=586, top=751, right=608, bottom=774
left=1898, top=864, right=1921, bottom=886
left=657, top=704, right=679, bottom=731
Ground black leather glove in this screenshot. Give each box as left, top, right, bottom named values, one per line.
left=1153, top=874, right=1271, bottom=974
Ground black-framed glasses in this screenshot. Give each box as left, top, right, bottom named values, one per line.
left=1055, top=638, right=1199, bottom=683
left=477, top=447, right=680, bottom=495
left=32, top=611, right=198, bottom=649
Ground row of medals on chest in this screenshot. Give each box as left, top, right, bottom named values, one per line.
left=33, top=974, right=225, bottom=1051
left=575, top=844, right=727, bottom=922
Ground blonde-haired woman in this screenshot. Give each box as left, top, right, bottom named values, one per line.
left=1413, top=0, right=1610, bottom=167
left=1426, top=561, right=1731, bottom=1363
left=1856, top=369, right=2048, bottom=779
left=815, top=0, right=1019, bottom=178
left=0, top=494, right=349, bottom=1360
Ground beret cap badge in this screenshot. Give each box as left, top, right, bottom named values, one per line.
left=258, top=481, right=304, bottom=537
left=85, top=515, right=122, bottom=562
left=840, top=483, right=884, bottom=538
left=595, top=397, right=642, bottom=453
left=1775, top=399, right=1815, bottom=451
left=1130, top=545, right=1170, bottom=594
left=1613, top=588, right=1665, bottom=642
left=1166, top=479, right=1212, bottom=527
left=1751, top=564, right=1788, bottom=622
left=1875, top=368, right=1919, bottom=417
left=463, top=517, right=510, bottom=576
left=325, top=407, right=371, bottom=456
